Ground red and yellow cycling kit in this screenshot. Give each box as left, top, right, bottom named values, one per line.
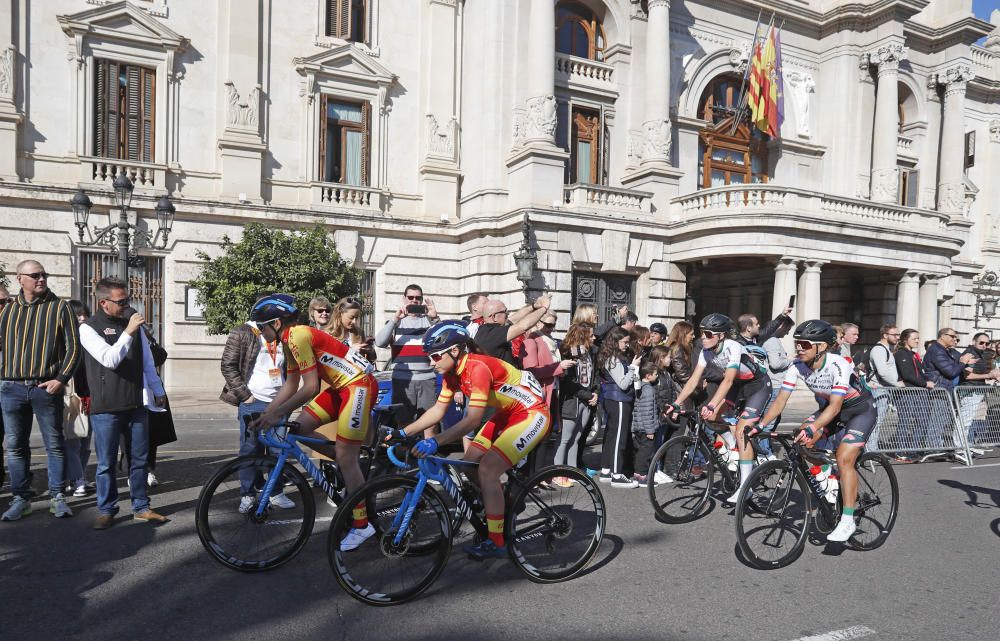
left=281, top=325, right=377, bottom=444
left=437, top=353, right=551, bottom=465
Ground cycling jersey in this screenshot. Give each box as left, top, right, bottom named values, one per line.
left=697, top=339, right=765, bottom=382
left=282, top=325, right=373, bottom=389
left=780, top=353, right=869, bottom=408
left=437, top=353, right=547, bottom=417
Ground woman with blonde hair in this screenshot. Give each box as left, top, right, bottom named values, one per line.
left=308, top=296, right=333, bottom=328
left=572, top=303, right=598, bottom=327
left=326, top=297, right=376, bottom=363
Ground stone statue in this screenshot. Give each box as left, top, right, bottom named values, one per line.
left=784, top=70, right=815, bottom=138
left=526, top=95, right=557, bottom=140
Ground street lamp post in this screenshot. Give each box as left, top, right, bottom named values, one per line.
left=513, top=213, right=537, bottom=303
left=972, top=270, right=1000, bottom=329
left=71, top=176, right=175, bottom=279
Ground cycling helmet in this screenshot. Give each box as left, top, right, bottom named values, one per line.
left=250, top=294, right=298, bottom=324
left=422, top=320, right=471, bottom=354
left=699, top=313, right=733, bottom=334
left=793, top=319, right=837, bottom=346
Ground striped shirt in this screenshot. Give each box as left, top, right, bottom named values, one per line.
left=374, top=315, right=434, bottom=381
left=0, top=290, right=81, bottom=384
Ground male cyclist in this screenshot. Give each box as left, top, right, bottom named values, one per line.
left=669, top=313, right=772, bottom=504
left=399, top=320, right=551, bottom=560
left=248, top=295, right=379, bottom=551
left=756, top=320, right=877, bottom=542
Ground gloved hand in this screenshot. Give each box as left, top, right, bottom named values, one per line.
left=413, top=438, right=439, bottom=458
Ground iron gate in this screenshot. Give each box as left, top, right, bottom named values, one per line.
left=572, top=271, right=635, bottom=326
left=79, top=252, right=164, bottom=343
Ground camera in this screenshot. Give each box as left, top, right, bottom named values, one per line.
left=406, top=304, right=428, bottom=315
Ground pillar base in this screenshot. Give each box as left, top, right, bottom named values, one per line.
left=621, top=162, right=683, bottom=216
left=218, top=129, right=265, bottom=202
left=419, top=162, right=461, bottom=221
left=505, top=142, right=569, bottom=210
left=0, top=106, right=23, bottom=181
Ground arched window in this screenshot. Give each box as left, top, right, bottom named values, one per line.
left=697, top=74, right=768, bottom=189
left=556, top=2, right=606, bottom=61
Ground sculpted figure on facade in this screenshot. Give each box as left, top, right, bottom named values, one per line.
left=225, top=81, right=261, bottom=130
left=871, top=168, right=899, bottom=202
left=990, top=120, right=1000, bottom=144
left=526, top=95, right=557, bottom=141
left=427, top=114, right=458, bottom=158
left=0, top=46, right=13, bottom=98
left=729, top=41, right=750, bottom=74
left=784, top=70, right=814, bottom=138
left=642, top=119, right=672, bottom=161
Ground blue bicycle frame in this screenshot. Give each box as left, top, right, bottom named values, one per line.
left=251, top=426, right=338, bottom=518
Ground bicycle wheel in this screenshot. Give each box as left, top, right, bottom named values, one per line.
left=647, top=435, right=714, bottom=523
left=735, top=459, right=811, bottom=569
left=847, top=453, right=899, bottom=551
left=196, top=456, right=315, bottom=572
left=328, top=475, right=452, bottom=606
left=507, top=466, right=606, bottom=583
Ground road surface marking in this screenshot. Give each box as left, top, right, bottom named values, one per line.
left=786, top=626, right=876, bottom=641
left=950, top=462, right=1000, bottom=469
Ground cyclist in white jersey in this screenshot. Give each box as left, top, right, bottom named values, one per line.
left=756, top=320, right=877, bottom=542
left=669, top=313, right=772, bottom=504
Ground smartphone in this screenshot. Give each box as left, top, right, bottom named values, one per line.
left=788, top=294, right=796, bottom=309
left=406, top=304, right=428, bottom=315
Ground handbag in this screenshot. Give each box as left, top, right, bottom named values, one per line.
left=145, top=328, right=168, bottom=368
left=63, top=391, right=90, bottom=439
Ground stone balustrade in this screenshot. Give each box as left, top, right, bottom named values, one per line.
left=83, top=157, right=163, bottom=188
left=971, top=46, right=998, bottom=79
left=312, top=182, right=382, bottom=211
left=554, top=53, right=615, bottom=93
left=563, top=183, right=652, bottom=213
left=897, top=134, right=914, bottom=155
left=672, top=184, right=950, bottom=232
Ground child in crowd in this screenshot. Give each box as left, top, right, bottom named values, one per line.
left=631, top=361, right=661, bottom=487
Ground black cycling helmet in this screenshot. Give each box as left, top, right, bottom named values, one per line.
left=699, top=313, right=732, bottom=334
left=250, top=294, right=298, bottom=324
left=422, top=320, right=471, bottom=354
left=793, top=319, right=837, bottom=346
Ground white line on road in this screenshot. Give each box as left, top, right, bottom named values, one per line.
left=786, top=626, right=877, bottom=641
left=950, top=462, right=1000, bottom=469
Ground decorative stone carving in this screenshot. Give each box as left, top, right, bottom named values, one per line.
left=942, top=64, right=974, bottom=96
left=869, top=43, right=907, bottom=74
left=938, top=182, right=964, bottom=214
left=426, top=114, right=458, bottom=158
left=784, top=70, right=814, bottom=138
left=730, top=41, right=751, bottom=74
left=626, top=129, right=643, bottom=163
left=0, top=46, right=14, bottom=99
left=629, top=0, right=647, bottom=19
left=871, top=168, right=899, bottom=202
left=990, top=120, right=1000, bottom=144
left=525, top=95, right=557, bottom=141
left=225, top=81, right=261, bottom=130
left=511, top=109, right=526, bottom=151
left=378, top=85, right=392, bottom=115
left=641, top=119, right=672, bottom=161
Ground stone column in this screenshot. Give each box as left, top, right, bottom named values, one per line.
left=0, top=0, right=20, bottom=180
left=918, top=276, right=940, bottom=342
left=641, top=0, right=671, bottom=168
left=869, top=44, right=907, bottom=203
left=420, top=0, right=461, bottom=220
left=772, top=257, right=799, bottom=320
left=937, top=64, right=975, bottom=218
left=919, top=74, right=942, bottom=209
left=797, top=260, right=825, bottom=322
left=524, top=0, right=557, bottom=146
left=896, top=271, right=921, bottom=332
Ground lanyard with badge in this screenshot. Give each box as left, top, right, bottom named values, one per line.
left=265, top=338, right=282, bottom=386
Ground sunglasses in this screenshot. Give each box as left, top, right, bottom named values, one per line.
left=313, top=308, right=332, bottom=314
left=18, top=272, right=48, bottom=281
left=492, top=309, right=509, bottom=317
left=429, top=349, right=452, bottom=363
left=106, top=297, right=131, bottom=307
left=945, top=334, right=959, bottom=340
left=702, top=330, right=721, bottom=339
left=406, top=295, right=424, bottom=301
left=976, top=341, right=989, bottom=346
left=794, top=340, right=818, bottom=350
left=542, top=322, right=556, bottom=328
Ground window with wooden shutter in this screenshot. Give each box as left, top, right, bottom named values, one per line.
left=570, top=106, right=600, bottom=184
left=326, top=0, right=366, bottom=43
left=93, top=59, right=155, bottom=162
left=319, top=97, right=370, bottom=186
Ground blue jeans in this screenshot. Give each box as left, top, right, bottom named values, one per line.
left=238, top=399, right=277, bottom=496
left=91, top=408, right=150, bottom=515
left=64, top=435, right=92, bottom=486
left=1, top=381, right=66, bottom=499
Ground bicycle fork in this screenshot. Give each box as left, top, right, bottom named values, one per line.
left=392, top=477, right=431, bottom=547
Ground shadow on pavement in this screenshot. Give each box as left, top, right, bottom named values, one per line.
left=937, top=478, right=1000, bottom=509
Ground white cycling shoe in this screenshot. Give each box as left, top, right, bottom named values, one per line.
left=340, top=523, right=376, bottom=551
left=827, top=517, right=857, bottom=542
left=269, top=493, right=296, bottom=509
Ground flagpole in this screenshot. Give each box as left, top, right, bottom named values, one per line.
left=730, top=11, right=769, bottom=135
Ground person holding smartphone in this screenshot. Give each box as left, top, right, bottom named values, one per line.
left=374, top=284, right=440, bottom=436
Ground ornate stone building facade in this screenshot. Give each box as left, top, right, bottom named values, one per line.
left=0, top=0, right=998, bottom=390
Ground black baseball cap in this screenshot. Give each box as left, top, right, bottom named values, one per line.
left=650, top=322, right=668, bottom=335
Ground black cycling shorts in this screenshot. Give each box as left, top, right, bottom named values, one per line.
left=808, top=395, right=877, bottom=448
left=706, top=376, right=772, bottom=421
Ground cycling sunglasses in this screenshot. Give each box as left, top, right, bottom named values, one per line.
left=701, top=330, right=721, bottom=339
left=428, top=349, right=453, bottom=363
left=794, top=340, right=818, bottom=350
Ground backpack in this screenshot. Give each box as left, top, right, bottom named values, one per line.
left=862, top=343, right=891, bottom=386
left=743, top=343, right=769, bottom=375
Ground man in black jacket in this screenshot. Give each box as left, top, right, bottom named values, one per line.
left=80, top=277, right=168, bottom=529
left=923, top=328, right=976, bottom=454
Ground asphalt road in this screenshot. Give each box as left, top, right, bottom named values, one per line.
left=1, top=417, right=998, bottom=641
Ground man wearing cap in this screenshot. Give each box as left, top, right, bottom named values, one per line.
left=649, top=322, right=668, bottom=347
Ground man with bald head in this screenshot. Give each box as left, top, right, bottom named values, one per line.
left=0, top=259, right=81, bottom=521
left=474, top=294, right=552, bottom=366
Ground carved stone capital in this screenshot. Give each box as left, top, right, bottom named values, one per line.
left=942, top=64, right=974, bottom=97
left=870, top=43, right=908, bottom=73
left=647, top=0, right=670, bottom=10
left=990, top=120, right=1000, bottom=144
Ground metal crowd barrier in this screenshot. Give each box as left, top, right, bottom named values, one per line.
left=952, top=385, right=1000, bottom=466
left=867, top=387, right=971, bottom=464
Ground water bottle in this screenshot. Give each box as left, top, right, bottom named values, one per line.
left=808, top=465, right=839, bottom=504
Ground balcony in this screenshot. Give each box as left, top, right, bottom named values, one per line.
left=554, top=53, right=616, bottom=98
left=81, top=157, right=165, bottom=189
left=563, top=183, right=652, bottom=215
left=671, top=185, right=950, bottom=233
left=311, top=182, right=384, bottom=213
left=897, top=134, right=914, bottom=156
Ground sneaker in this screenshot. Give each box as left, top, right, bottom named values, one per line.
left=464, top=539, right=508, bottom=561
left=634, top=474, right=649, bottom=488
left=653, top=470, right=673, bottom=485
left=50, top=494, right=73, bottom=518
left=1, top=496, right=32, bottom=521
left=610, top=474, right=638, bottom=489
left=72, top=483, right=88, bottom=498
left=585, top=468, right=600, bottom=478
left=827, top=517, right=857, bottom=542
left=147, top=472, right=159, bottom=487
left=598, top=471, right=613, bottom=484
left=239, top=496, right=256, bottom=514
left=269, top=493, right=296, bottom=509
left=552, top=476, right=575, bottom=488
left=340, top=523, right=376, bottom=551
left=724, top=488, right=749, bottom=505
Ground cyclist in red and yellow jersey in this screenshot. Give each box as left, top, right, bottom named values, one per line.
left=400, top=319, right=552, bottom=560
left=248, top=295, right=378, bottom=551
